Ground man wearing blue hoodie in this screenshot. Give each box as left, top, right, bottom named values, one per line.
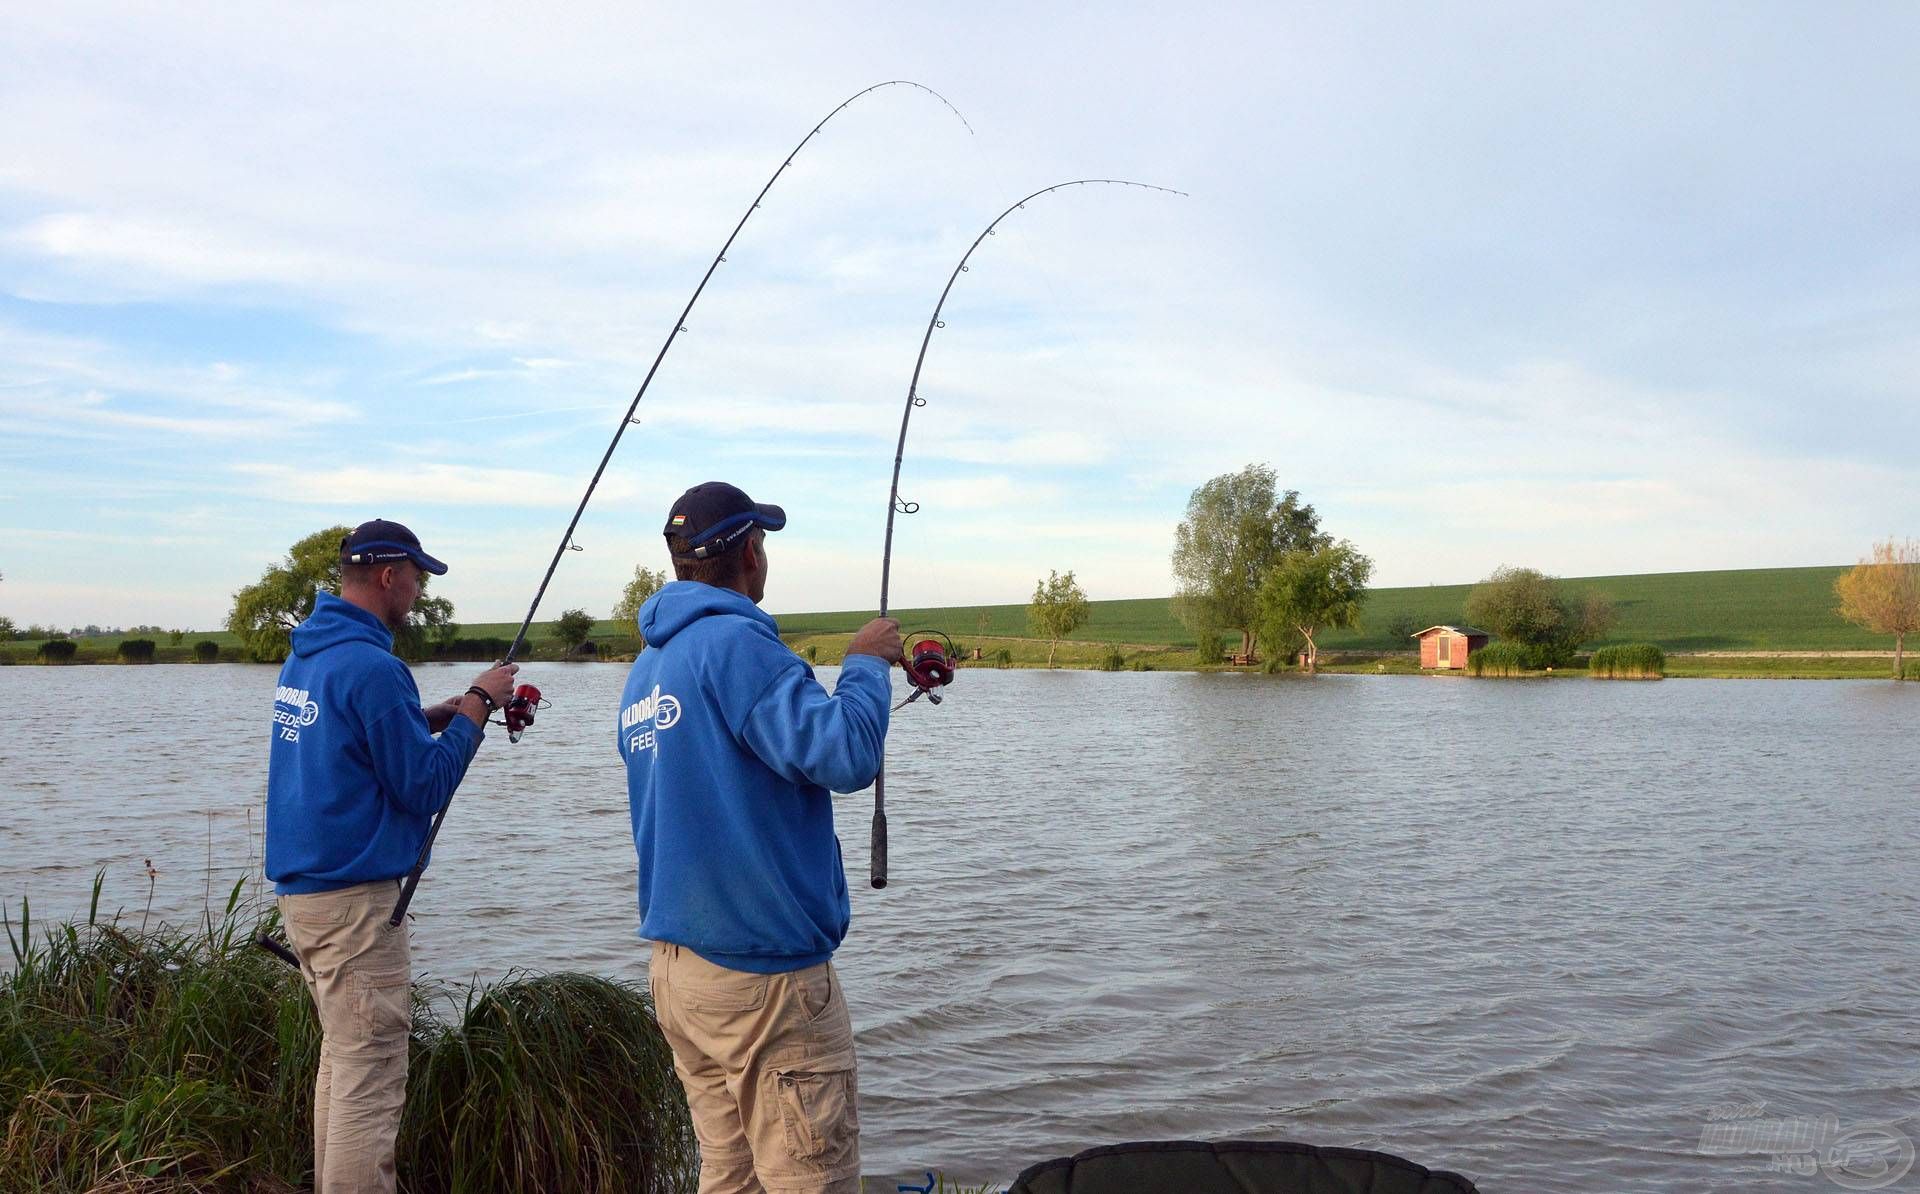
left=266, top=519, right=518, bottom=1194
left=621, top=482, right=902, bottom=1194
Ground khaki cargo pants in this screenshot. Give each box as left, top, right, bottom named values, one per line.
left=278, top=880, right=412, bottom=1194
left=650, top=942, right=860, bottom=1194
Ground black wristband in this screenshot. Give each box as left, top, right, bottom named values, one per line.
left=465, top=686, right=497, bottom=713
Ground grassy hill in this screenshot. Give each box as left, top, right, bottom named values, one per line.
left=766, top=565, right=1877, bottom=653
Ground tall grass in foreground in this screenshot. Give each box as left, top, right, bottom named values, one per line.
left=1589, top=643, right=1666, bottom=680
left=2, top=878, right=695, bottom=1193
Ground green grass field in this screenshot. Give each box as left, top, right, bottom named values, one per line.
left=768, top=564, right=1884, bottom=653
left=2, top=565, right=1899, bottom=668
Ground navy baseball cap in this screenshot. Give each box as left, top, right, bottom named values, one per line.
left=339, top=519, right=448, bottom=575
left=664, top=482, right=786, bottom=560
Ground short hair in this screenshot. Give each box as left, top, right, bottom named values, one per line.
left=668, top=528, right=757, bottom=587
left=340, top=559, right=414, bottom=589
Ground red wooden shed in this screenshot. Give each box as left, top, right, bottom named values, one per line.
left=1413, top=625, right=1489, bottom=670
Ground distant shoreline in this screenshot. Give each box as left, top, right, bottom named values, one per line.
left=2, top=646, right=1907, bottom=680
left=5, top=562, right=1906, bottom=678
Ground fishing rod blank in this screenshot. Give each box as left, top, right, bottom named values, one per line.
left=386, top=81, right=972, bottom=930
left=870, top=179, right=1187, bottom=890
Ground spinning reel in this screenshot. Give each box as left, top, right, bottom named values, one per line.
left=502, top=683, right=547, bottom=743
left=899, top=630, right=957, bottom=707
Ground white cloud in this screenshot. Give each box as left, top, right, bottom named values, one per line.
left=3, top=4, right=1918, bottom=626
left=231, top=462, right=643, bottom=509
left=11, top=212, right=336, bottom=288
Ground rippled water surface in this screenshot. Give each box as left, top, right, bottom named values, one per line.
left=4, top=663, right=1918, bottom=1190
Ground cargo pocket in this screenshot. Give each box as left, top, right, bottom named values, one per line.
left=279, top=895, right=350, bottom=932
left=353, top=967, right=413, bottom=1045
left=675, top=978, right=767, bottom=1015
left=772, top=1048, right=858, bottom=1164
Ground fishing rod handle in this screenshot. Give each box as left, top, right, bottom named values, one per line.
left=390, top=805, right=449, bottom=926
left=870, top=809, right=888, bottom=889
left=389, top=877, right=420, bottom=927
left=255, top=931, right=302, bottom=970
left=387, top=655, right=510, bottom=925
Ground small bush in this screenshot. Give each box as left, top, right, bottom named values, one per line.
left=1590, top=643, right=1665, bottom=679
left=553, top=608, right=597, bottom=656
left=117, top=638, right=157, bottom=663
left=37, top=640, right=77, bottom=664
left=194, top=640, right=222, bottom=663
left=803, top=644, right=817, bottom=662
left=994, top=648, right=1012, bottom=668
left=1097, top=646, right=1126, bottom=671
left=1196, top=632, right=1225, bottom=665
left=1129, top=659, right=1154, bottom=672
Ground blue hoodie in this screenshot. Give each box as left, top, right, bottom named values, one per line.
left=265, top=592, right=484, bottom=895
left=619, top=581, right=891, bottom=973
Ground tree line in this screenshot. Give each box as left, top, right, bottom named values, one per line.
left=21, top=518, right=1914, bottom=676
left=219, top=533, right=675, bottom=663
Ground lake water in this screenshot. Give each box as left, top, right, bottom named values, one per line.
left=3, top=663, right=1917, bottom=1191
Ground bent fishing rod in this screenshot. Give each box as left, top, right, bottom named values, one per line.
left=367, top=82, right=970, bottom=938
left=869, top=179, right=1187, bottom=889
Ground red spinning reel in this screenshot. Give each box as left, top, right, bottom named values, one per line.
left=503, top=683, right=545, bottom=743
left=900, top=631, right=957, bottom=706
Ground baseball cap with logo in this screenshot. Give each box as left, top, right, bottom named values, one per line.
left=663, top=482, right=787, bottom=560
left=339, top=519, right=448, bottom=575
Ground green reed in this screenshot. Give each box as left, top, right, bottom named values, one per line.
left=2, top=875, right=694, bottom=1193
left=1465, top=641, right=1533, bottom=677
left=1588, top=643, right=1666, bottom=680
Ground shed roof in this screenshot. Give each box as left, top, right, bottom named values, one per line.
left=1410, top=625, right=1490, bottom=639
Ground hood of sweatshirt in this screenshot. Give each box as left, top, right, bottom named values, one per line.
left=290, top=591, right=394, bottom=658
left=639, top=580, right=777, bottom=647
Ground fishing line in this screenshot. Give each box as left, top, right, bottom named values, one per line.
left=870, top=179, right=1187, bottom=890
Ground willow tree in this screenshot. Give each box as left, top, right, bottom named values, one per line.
left=1258, top=541, right=1374, bottom=674
left=227, top=526, right=453, bottom=662
left=613, top=565, right=668, bottom=632
left=1835, top=537, right=1920, bottom=679
left=1170, top=464, right=1328, bottom=659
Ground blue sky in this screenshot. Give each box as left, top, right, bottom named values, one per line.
left=4, top=4, right=1917, bottom=630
